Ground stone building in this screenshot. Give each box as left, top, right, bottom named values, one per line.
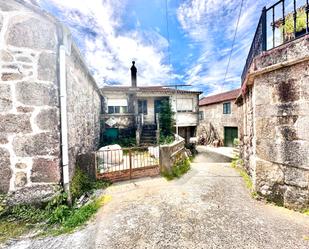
left=0, top=0, right=101, bottom=204
left=197, top=89, right=241, bottom=147
left=238, top=12, right=309, bottom=209
left=101, top=62, right=201, bottom=144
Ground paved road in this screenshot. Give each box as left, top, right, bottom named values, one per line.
left=5, top=148, right=309, bottom=249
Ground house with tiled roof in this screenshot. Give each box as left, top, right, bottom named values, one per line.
left=197, top=89, right=241, bottom=147
left=100, top=62, right=201, bottom=145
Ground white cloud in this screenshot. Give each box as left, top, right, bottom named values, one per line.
left=177, top=0, right=268, bottom=95
left=40, top=0, right=176, bottom=86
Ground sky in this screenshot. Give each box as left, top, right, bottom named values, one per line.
left=35, top=0, right=275, bottom=96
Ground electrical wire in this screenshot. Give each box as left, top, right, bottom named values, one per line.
left=223, top=0, right=245, bottom=83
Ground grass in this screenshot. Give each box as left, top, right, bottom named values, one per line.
left=0, top=195, right=112, bottom=243
left=231, top=157, right=258, bottom=199
left=0, top=220, right=33, bottom=244
left=302, top=209, right=309, bottom=216
left=52, top=195, right=112, bottom=235
left=162, top=158, right=191, bottom=180
left=0, top=169, right=111, bottom=244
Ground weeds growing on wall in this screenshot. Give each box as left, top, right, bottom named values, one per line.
left=162, top=158, right=191, bottom=180
left=0, top=169, right=111, bottom=244
left=231, top=157, right=258, bottom=199
left=159, top=134, right=174, bottom=145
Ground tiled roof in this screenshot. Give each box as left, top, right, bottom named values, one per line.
left=101, top=86, right=202, bottom=94
left=199, top=88, right=240, bottom=106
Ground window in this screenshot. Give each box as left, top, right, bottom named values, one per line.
left=223, top=102, right=231, bottom=114
left=108, top=106, right=120, bottom=114
left=107, top=98, right=128, bottom=114
left=177, top=98, right=193, bottom=112
left=138, top=100, right=147, bottom=114
left=199, top=111, right=204, bottom=120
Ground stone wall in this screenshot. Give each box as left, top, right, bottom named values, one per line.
left=159, top=136, right=187, bottom=173
left=241, top=34, right=309, bottom=209
left=66, top=44, right=101, bottom=178
left=197, top=100, right=241, bottom=145
left=0, top=0, right=101, bottom=204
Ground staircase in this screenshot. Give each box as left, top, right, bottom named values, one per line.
left=140, top=124, right=157, bottom=145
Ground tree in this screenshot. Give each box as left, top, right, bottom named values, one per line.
left=159, top=99, right=175, bottom=136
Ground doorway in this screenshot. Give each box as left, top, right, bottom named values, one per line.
left=224, top=127, right=238, bottom=147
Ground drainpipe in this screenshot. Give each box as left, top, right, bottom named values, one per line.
left=59, top=45, right=69, bottom=194
left=59, top=28, right=72, bottom=198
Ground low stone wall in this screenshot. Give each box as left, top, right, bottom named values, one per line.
left=159, top=136, right=187, bottom=173
left=0, top=0, right=101, bottom=204
left=241, top=34, right=309, bottom=209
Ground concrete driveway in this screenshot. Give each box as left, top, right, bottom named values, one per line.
left=5, top=148, right=309, bottom=249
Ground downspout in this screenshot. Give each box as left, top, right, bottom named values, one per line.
left=59, top=27, right=72, bottom=197
left=59, top=45, right=69, bottom=194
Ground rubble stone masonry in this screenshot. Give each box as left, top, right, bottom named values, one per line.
left=241, top=34, right=309, bottom=209
left=0, top=1, right=101, bottom=204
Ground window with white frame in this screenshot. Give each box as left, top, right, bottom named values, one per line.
left=199, top=111, right=204, bottom=120
left=177, top=98, right=193, bottom=112
left=107, top=98, right=128, bottom=114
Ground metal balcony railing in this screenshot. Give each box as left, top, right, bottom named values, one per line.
left=241, top=0, right=309, bottom=84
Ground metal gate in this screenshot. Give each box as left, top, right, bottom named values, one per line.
left=95, top=146, right=160, bottom=182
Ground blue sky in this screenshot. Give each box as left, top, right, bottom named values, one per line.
left=37, top=0, right=274, bottom=96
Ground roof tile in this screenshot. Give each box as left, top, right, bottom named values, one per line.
left=199, top=88, right=240, bottom=106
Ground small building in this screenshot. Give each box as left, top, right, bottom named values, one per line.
left=197, top=89, right=241, bottom=147
left=100, top=62, right=201, bottom=144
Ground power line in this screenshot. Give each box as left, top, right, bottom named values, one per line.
left=223, top=0, right=245, bottom=83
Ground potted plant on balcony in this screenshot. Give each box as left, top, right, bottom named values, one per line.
left=277, top=7, right=307, bottom=42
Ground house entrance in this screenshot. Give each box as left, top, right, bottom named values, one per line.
left=224, top=127, right=238, bottom=147
left=95, top=146, right=160, bottom=182
left=154, top=98, right=168, bottom=124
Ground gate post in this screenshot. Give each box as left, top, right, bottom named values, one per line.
left=129, top=149, right=132, bottom=179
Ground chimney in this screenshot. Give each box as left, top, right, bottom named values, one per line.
left=130, top=61, right=137, bottom=87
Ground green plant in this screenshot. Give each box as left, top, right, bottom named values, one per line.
left=70, top=168, right=94, bottom=201
left=231, top=157, right=257, bottom=198
left=279, top=8, right=306, bottom=38
left=159, top=100, right=175, bottom=136
left=162, top=158, right=191, bottom=180
left=118, top=137, right=136, bottom=147
left=233, top=138, right=239, bottom=147
left=159, top=134, right=174, bottom=145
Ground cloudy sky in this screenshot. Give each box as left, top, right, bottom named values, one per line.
left=37, top=0, right=275, bottom=96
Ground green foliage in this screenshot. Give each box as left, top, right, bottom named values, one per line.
left=159, top=134, right=174, bottom=145
left=9, top=205, right=47, bottom=223
left=303, top=209, right=309, bottom=216
left=162, top=158, right=191, bottom=180
left=0, top=220, right=32, bottom=244
left=231, top=157, right=257, bottom=198
left=59, top=198, right=101, bottom=233
left=70, top=167, right=105, bottom=201
left=118, top=137, right=136, bottom=147
left=280, top=8, right=307, bottom=35
left=159, top=100, right=174, bottom=136
left=0, top=170, right=111, bottom=242
left=48, top=205, right=71, bottom=224
left=233, top=138, right=239, bottom=147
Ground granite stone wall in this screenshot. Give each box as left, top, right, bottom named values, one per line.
left=0, top=0, right=101, bottom=204
left=241, top=34, right=309, bottom=209
left=66, top=44, right=101, bottom=178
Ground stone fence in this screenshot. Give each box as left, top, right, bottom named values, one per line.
left=159, top=135, right=187, bottom=173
